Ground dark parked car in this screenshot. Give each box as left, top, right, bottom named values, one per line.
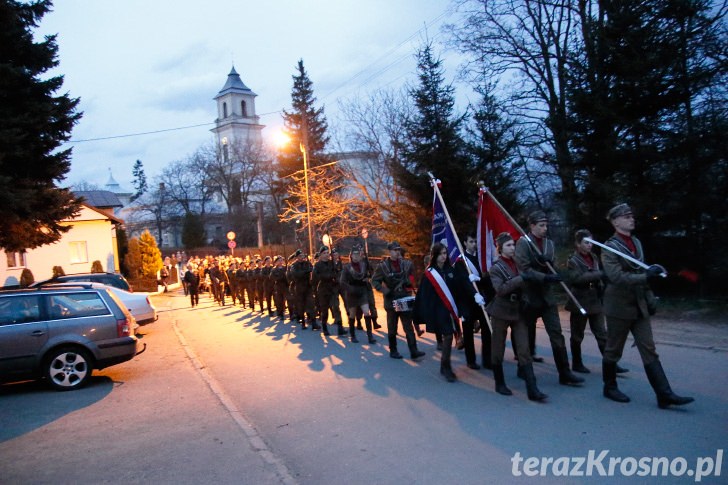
left=0, top=285, right=144, bottom=390
left=32, top=272, right=132, bottom=292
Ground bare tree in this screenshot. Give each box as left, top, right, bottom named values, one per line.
left=158, top=151, right=216, bottom=216
left=447, top=0, right=580, bottom=220
left=126, top=182, right=172, bottom=244
left=334, top=88, right=420, bottom=244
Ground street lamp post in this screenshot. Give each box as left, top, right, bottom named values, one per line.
left=300, top=142, right=315, bottom=258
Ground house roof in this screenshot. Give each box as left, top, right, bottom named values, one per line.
left=214, top=66, right=256, bottom=98
left=75, top=190, right=123, bottom=209
left=79, top=203, right=125, bottom=225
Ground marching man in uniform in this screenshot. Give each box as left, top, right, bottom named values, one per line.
left=601, top=204, right=694, bottom=408
left=372, top=241, right=425, bottom=360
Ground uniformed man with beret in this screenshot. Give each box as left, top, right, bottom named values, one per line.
left=290, top=250, right=319, bottom=330
left=261, top=256, right=274, bottom=315
left=514, top=210, right=584, bottom=386
left=601, top=203, right=693, bottom=408
left=312, top=245, right=346, bottom=336
left=286, top=250, right=301, bottom=322
left=270, top=255, right=288, bottom=319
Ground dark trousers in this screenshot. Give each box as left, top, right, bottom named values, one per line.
left=570, top=311, right=607, bottom=350
left=462, top=307, right=492, bottom=366
left=492, top=316, right=531, bottom=366
left=386, top=310, right=416, bottom=345
left=189, top=290, right=199, bottom=307
left=513, top=304, right=566, bottom=357
left=273, top=288, right=287, bottom=316
left=317, top=291, right=342, bottom=324
left=603, top=315, right=659, bottom=365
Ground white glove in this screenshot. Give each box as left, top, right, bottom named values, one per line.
left=469, top=273, right=481, bottom=283
left=474, top=293, right=485, bottom=306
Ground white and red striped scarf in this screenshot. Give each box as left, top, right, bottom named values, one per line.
left=425, top=267, right=461, bottom=338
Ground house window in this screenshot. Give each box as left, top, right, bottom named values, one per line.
left=223, top=102, right=228, bottom=118
left=69, top=241, right=88, bottom=264
left=241, top=100, right=247, bottom=117
left=5, top=251, right=26, bottom=268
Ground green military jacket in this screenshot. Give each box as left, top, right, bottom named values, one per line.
left=514, top=234, right=557, bottom=308
left=601, top=233, right=656, bottom=319
left=565, top=251, right=604, bottom=315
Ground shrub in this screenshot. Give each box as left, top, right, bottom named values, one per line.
left=90, top=260, right=104, bottom=273
left=52, top=266, right=65, bottom=277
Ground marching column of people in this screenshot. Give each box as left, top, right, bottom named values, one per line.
left=173, top=204, right=693, bottom=409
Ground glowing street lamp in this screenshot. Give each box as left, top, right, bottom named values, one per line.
left=273, top=128, right=314, bottom=259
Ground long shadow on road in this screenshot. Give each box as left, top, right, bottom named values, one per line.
left=0, top=377, right=114, bottom=442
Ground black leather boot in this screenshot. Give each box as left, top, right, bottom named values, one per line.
left=349, top=318, right=359, bottom=343
left=493, top=364, right=512, bottom=396
left=440, top=335, right=456, bottom=381
left=555, top=347, right=584, bottom=385
left=571, top=341, right=590, bottom=373
left=521, top=363, right=547, bottom=401
left=321, top=320, right=330, bottom=336
left=598, top=341, right=629, bottom=373
left=406, top=329, right=425, bottom=359
left=364, top=316, right=376, bottom=344
left=481, top=326, right=493, bottom=370
left=603, top=361, right=630, bottom=403
left=644, top=360, right=694, bottom=409
left=388, top=335, right=402, bottom=358
left=337, top=321, right=346, bottom=336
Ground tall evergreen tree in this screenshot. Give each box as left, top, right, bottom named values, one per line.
left=393, top=42, right=473, bottom=253
left=276, top=59, right=333, bottom=247
left=181, top=212, right=206, bottom=250
left=467, top=83, right=526, bottom=217
left=568, top=0, right=727, bottom=293
left=277, top=59, right=332, bottom=180
left=0, top=0, right=82, bottom=251
left=131, top=159, right=147, bottom=201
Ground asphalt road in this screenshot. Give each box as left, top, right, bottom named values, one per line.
left=1, top=289, right=726, bottom=484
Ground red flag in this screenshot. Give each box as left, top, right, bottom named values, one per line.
left=477, top=188, right=520, bottom=270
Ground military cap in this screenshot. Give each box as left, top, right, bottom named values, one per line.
left=527, top=210, right=548, bottom=225
left=387, top=241, right=402, bottom=251
left=606, top=203, right=633, bottom=221
left=264, top=255, right=271, bottom=261
left=288, top=249, right=302, bottom=261
left=319, top=245, right=330, bottom=254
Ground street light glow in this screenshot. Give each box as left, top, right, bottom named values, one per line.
left=271, top=129, right=291, bottom=149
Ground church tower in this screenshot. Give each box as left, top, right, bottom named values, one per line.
left=212, top=66, right=264, bottom=148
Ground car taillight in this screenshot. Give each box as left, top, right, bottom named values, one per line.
left=117, top=316, right=132, bottom=337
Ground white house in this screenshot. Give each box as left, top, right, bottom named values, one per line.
left=1, top=203, right=123, bottom=288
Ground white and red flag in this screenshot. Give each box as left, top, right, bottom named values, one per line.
left=477, top=187, right=521, bottom=270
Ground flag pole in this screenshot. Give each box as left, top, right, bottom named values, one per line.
left=427, top=172, right=493, bottom=334
left=482, top=188, right=587, bottom=315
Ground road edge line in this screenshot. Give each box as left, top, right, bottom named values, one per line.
left=172, top=319, right=298, bottom=485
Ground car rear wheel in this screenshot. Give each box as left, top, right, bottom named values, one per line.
left=44, top=347, right=93, bottom=391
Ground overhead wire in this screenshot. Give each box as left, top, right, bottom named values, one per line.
left=66, top=8, right=452, bottom=145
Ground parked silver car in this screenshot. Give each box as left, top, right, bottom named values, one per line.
left=0, top=286, right=145, bottom=391
left=41, top=282, right=158, bottom=325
